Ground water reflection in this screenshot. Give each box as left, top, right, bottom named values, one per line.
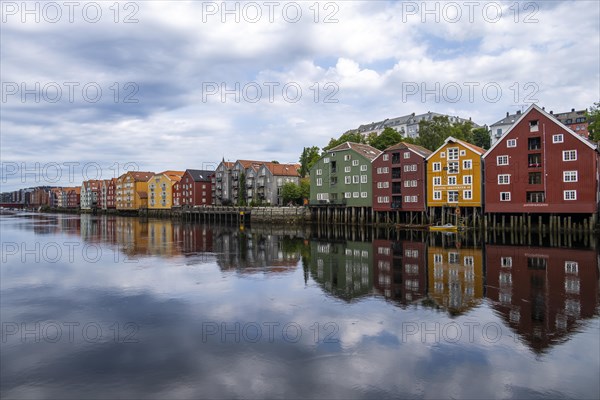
left=1, top=212, right=599, bottom=399
left=486, top=244, right=599, bottom=353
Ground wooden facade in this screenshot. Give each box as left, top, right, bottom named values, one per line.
left=484, top=104, right=599, bottom=215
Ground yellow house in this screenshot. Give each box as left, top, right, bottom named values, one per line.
left=148, top=171, right=184, bottom=209
left=426, top=137, right=485, bottom=210
left=427, top=246, right=484, bottom=315
left=116, top=171, right=155, bottom=210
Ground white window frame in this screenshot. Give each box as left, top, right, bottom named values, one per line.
left=448, top=176, right=457, bottom=185
left=563, top=190, right=577, bottom=200
left=404, top=151, right=410, bottom=159
left=360, top=175, right=367, bottom=183
left=382, top=154, right=389, bottom=161
left=448, top=191, right=459, bottom=203
left=345, top=176, right=351, bottom=184
left=498, top=174, right=510, bottom=185
left=552, top=134, right=564, bottom=143
left=352, top=175, right=359, bottom=184
left=562, top=150, right=577, bottom=161
left=352, top=192, right=359, bottom=198
left=433, top=177, right=441, bottom=186
left=463, top=190, right=472, bottom=200
left=447, top=147, right=459, bottom=160
left=507, top=139, right=517, bottom=148
left=563, top=171, right=578, bottom=182
left=463, top=175, right=472, bottom=185
left=360, top=192, right=367, bottom=198
left=352, top=160, right=359, bottom=166
left=497, top=155, right=509, bottom=166
left=316, top=178, right=322, bottom=186
left=433, top=191, right=442, bottom=200
left=344, top=166, right=351, bottom=173
left=462, top=159, right=472, bottom=170
left=360, top=165, right=367, bottom=171
left=432, top=162, right=441, bottom=172
left=316, top=169, right=322, bottom=176
left=500, top=192, right=511, bottom=201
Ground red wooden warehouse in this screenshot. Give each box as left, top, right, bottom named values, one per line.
left=483, top=104, right=599, bottom=220
left=372, top=142, right=432, bottom=222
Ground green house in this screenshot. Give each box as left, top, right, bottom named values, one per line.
left=309, top=142, right=381, bottom=207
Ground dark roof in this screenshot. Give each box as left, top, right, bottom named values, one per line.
left=328, top=142, right=382, bottom=161
left=185, top=169, right=214, bottom=182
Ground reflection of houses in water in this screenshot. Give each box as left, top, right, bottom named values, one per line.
left=372, top=240, right=427, bottom=306
left=426, top=246, right=484, bottom=315
left=173, top=223, right=213, bottom=255
left=57, top=214, right=81, bottom=236
left=486, top=245, right=599, bottom=353
left=115, top=217, right=149, bottom=257
left=214, top=228, right=301, bottom=273
left=310, top=241, right=373, bottom=301
left=146, top=219, right=179, bottom=257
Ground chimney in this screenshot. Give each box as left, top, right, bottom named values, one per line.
left=542, top=107, right=545, bottom=110
left=506, top=112, right=509, bottom=117
left=571, top=108, right=575, bottom=112
left=550, top=111, right=553, bottom=114
left=517, top=110, right=521, bottom=115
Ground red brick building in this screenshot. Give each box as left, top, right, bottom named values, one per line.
left=99, top=178, right=116, bottom=209
left=484, top=104, right=599, bottom=215
left=372, top=142, right=432, bottom=215
left=485, top=244, right=598, bottom=353
left=66, top=187, right=81, bottom=208
left=176, top=169, right=214, bottom=207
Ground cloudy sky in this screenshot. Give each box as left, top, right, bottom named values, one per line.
left=1, top=0, right=599, bottom=190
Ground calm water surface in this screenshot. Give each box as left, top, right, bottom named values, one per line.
left=1, top=212, right=599, bottom=399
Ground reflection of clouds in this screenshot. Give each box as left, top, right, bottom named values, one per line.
left=2, top=215, right=599, bottom=398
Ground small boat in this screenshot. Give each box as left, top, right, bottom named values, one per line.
left=429, top=223, right=458, bottom=232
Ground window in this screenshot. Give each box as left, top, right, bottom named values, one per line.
left=404, top=151, right=410, bottom=159
left=448, top=191, right=459, bottom=202
left=564, top=190, right=577, bottom=200
left=528, top=153, right=542, bottom=167
left=553, top=134, right=563, bottom=143
left=353, top=192, right=359, bottom=198
left=316, top=193, right=329, bottom=200
left=527, top=191, right=545, bottom=203
left=352, top=160, right=359, bottom=166
left=500, top=192, right=511, bottom=201
left=447, top=147, right=459, bottom=160
left=433, top=191, right=442, bottom=200
left=323, top=157, right=330, bottom=164
left=462, top=160, right=472, bottom=170
left=463, top=190, right=472, bottom=200
left=501, top=257, right=512, bottom=267
left=344, top=166, right=351, bottom=172
left=460, top=150, right=466, bottom=156
left=360, top=175, right=367, bottom=183
left=563, top=150, right=577, bottom=161
left=528, top=172, right=541, bottom=184
left=316, top=169, right=322, bottom=175
left=565, top=261, right=578, bottom=274
left=529, top=120, right=539, bottom=132
left=498, top=174, right=510, bottom=184
left=497, top=155, right=509, bottom=166
left=392, top=153, right=400, bottom=164
left=448, top=162, right=459, bottom=174
left=563, top=171, right=578, bottom=182
left=404, top=164, right=417, bottom=172
left=441, top=152, right=445, bottom=158
left=528, top=137, right=541, bottom=150
left=507, top=139, right=517, bottom=148
left=432, top=162, right=441, bottom=172
left=316, top=178, right=322, bottom=186
left=463, top=175, right=472, bottom=185
left=344, top=154, right=351, bottom=161
left=360, top=165, right=367, bottom=171
left=433, top=177, right=441, bottom=186
left=344, top=192, right=351, bottom=198
left=361, top=192, right=367, bottom=198
left=382, top=154, right=389, bottom=161
left=345, top=176, right=351, bottom=184
left=330, top=177, right=337, bottom=186
left=352, top=175, right=359, bottom=184
left=448, top=176, right=457, bottom=185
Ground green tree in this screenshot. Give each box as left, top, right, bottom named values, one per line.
left=281, top=182, right=302, bottom=205
left=237, top=172, right=247, bottom=206
left=586, top=102, right=600, bottom=141
left=299, top=178, right=310, bottom=201
left=416, top=116, right=453, bottom=151
left=367, top=127, right=402, bottom=150
left=472, top=127, right=491, bottom=149
left=323, top=130, right=366, bottom=151
left=450, top=120, right=475, bottom=143
left=299, top=146, right=321, bottom=178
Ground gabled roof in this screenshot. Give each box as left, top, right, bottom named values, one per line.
left=382, top=142, right=432, bottom=158
left=483, top=104, right=597, bottom=158
left=185, top=169, right=214, bottom=182
left=126, top=171, right=155, bottom=182
left=490, top=111, right=522, bottom=127
left=426, top=137, right=485, bottom=160
left=328, top=142, right=382, bottom=161
left=262, top=163, right=301, bottom=177
left=236, top=160, right=270, bottom=170
left=157, top=170, right=185, bottom=182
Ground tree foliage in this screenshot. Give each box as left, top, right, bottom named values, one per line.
left=237, top=172, right=247, bottom=206
left=586, top=102, right=600, bottom=141
left=281, top=182, right=303, bottom=205
left=323, top=131, right=366, bottom=151
left=472, top=127, right=491, bottom=150
left=367, top=127, right=402, bottom=150
left=299, top=146, right=321, bottom=178
left=415, top=116, right=475, bottom=151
